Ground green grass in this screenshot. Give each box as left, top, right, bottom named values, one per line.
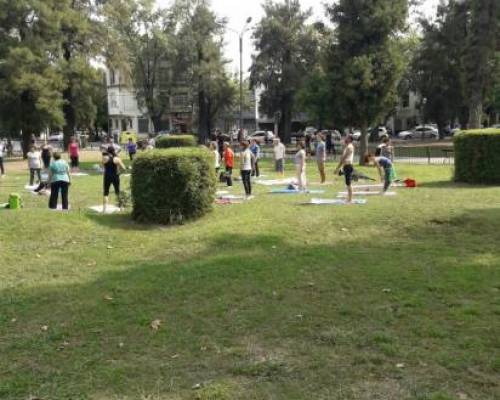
left=0, top=159, right=499, bottom=400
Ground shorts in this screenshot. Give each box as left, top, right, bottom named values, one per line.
left=275, top=159, right=284, bottom=173
left=104, top=174, right=120, bottom=196
left=70, top=156, right=79, bottom=168
left=343, top=164, right=354, bottom=186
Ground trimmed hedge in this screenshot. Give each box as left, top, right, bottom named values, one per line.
left=454, top=128, right=500, bottom=184
left=156, top=135, right=197, bottom=149
left=131, top=148, right=216, bottom=224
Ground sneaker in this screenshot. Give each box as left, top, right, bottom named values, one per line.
left=245, top=195, right=254, bottom=200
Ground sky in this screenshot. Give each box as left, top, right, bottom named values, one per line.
left=157, top=0, right=441, bottom=76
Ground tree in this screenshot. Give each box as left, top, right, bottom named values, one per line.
left=105, top=0, right=178, bottom=133
left=174, top=0, right=229, bottom=142
left=0, top=0, right=65, bottom=155
left=325, top=0, right=408, bottom=164
left=465, top=0, right=499, bottom=128
left=250, top=0, right=319, bottom=144
left=296, top=67, right=332, bottom=130
left=412, top=1, right=469, bottom=138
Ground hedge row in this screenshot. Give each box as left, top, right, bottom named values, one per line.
left=454, top=128, right=500, bottom=184
left=156, top=135, right=197, bottom=149
left=131, top=148, right=216, bottom=225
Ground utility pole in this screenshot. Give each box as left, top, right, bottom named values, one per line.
left=239, top=34, right=244, bottom=133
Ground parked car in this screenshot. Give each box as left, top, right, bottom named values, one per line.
left=352, top=130, right=362, bottom=140
left=249, top=130, right=274, bottom=143
left=398, top=125, right=439, bottom=140
left=320, top=130, right=342, bottom=141
left=369, top=126, right=388, bottom=141
left=48, top=132, right=63, bottom=142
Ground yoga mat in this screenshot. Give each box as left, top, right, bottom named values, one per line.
left=307, top=198, right=367, bottom=205
left=353, top=183, right=403, bottom=190
left=25, top=184, right=39, bottom=191
left=88, top=205, right=121, bottom=214
left=218, top=195, right=245, bottom=200
left=270, top=189, right=325, bottom=194
left=71, top=172, right=89, bottom=177
left=337, top=191, right=397, bottom=198
left=216, top=191, right=230, bottom=196
left=255, top=179, right=293, bottom=186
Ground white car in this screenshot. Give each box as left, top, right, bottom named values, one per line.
left=352, top=130, right=362, bottom=140
left=48, top=132, right=63, bottom=142
left=399, top=125, right=439, bottom=140
left=249, top=130, right=274, bottom=143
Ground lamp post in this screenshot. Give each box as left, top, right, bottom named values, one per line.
left=226, top=17, right=253, bottom=135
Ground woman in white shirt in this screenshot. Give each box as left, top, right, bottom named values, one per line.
left=210, top=142, right=220, bottom=175
left=273, top=138, right=286, bottom=176
left=295, top=141, right=307, bottom=191
left=27, top=145, right=42, bottom=185
left=240, top=140, right=253, bottom=199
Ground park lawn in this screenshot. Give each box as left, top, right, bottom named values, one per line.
left=0, top=158, right=499, bottom=400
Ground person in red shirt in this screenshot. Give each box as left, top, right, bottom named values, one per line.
left=223, top=142, right=234, bottom=187
left=68, top=136, right=80, bottom=172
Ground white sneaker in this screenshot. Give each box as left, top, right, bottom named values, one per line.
left=245, top=195, right=254, bottom=200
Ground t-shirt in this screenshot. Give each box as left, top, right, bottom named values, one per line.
left=68, top=142, right=79, bottom=157
left=378, top=144, right=393, bottom=160
left=316, top=141, right=326, bottom=162
left=274, top=143, right=286, bottom=160
left=240, top=148, right=252, bottom=171
left=295, top=149, right=306, bottom=168
left=0, top=143, right=4, bottom=157
left=343, top=143, right=354, bottom=165
left=49, top=159, right=70, bottom=183
left=127, top=142, right=137, bottom=153
left=376, top=156, right=392, bottom=169
left=27, top=151, right=41, bottom=169
left=224, top=148, right=234, bottom=168
left=250, top=143, right=260, bottom=160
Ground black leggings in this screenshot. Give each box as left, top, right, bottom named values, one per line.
left=30, top=168, right=41, bottom=185
left=0, top=157, right=4, bottom=175
left=241, top=170, right=252, bottom=196
left=104, top=174, right=120, bottom=196
left=49, top=181, right=69, bottom=210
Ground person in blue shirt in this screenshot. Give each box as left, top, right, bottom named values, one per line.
left=48, top=152, right=71, bottom=210
left=364, top=153, right=395, bottom=193
left=249, top=139, right=261, bottom=177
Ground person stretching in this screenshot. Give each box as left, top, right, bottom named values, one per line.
left=240, top=140, right=254, bottom=199
left=316, top=133, right=327, bottom=184
left=249, top=139, right=261, bottom=177
left=27, top=145, right=42, bottom=186
left=48, top=152, right=71, bottom=210
left=68, top=137, right=80, bottom=172
left=334, top=135, right=355, bottom=203
left=102, top=146, right=126, bottom=213
left=295, top=141, right=307, bottom=191
left=273, top=138, right=286, bottom=176
left=223, top=142, right=234, bottom=187
left=364, top=153, right=395, bottom=193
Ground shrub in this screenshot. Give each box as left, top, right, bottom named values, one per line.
left=454, top=128, right=500, bottom=184
left=131, top=148, right=216, bottom=224
left=155, top=134, right=197, bottom=149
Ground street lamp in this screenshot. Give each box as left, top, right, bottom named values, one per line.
left=226, top=17, right=253, bottom=135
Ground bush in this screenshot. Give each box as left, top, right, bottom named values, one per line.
left=131, top=148, right=216, bottom=224
left=155, top=134, right=197, bottom=149
left=454, top=128, right=500, bottom=184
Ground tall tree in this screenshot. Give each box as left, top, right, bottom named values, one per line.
left=0, top=0, right=65, bottom=155
left=105, top=0, right=178, bottom=133
left=412, top=1, right=469, bottom=138
left=325, top=0, right=408, bottom=163
left=465, top=0, right=499, bottom=128
left=250, top=0, right=319, bottom=144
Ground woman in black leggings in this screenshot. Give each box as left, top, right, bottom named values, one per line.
left=102, top=146, right=126, bottom=213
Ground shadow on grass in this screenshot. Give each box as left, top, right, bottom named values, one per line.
left=1, top=218, right=500, bottom=399
left=418, top=180, right=497, bottom=189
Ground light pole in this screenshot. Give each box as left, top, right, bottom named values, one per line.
left=226, top=17, right=253, bottom=135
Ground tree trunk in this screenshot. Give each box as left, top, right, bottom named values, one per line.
left=63, top=86, right=76, bottom=149
left=21, top=129, right=32, bottom=159
left=468, top=95, right=482, bottom=129
left=198, top=90, right=210, bottom=143
left=358, top=124, right=369, bottom=166
left=151, top=115, right=162, bottom=133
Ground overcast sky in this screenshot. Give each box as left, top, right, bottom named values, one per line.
left=156, top=0, right=440, bottom=76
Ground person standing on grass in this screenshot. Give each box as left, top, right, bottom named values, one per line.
left=210, top=141, right=221, bottom=176
left=273, top=138, right=286, bottom=176
left=334, top=135, right=355, bottom=203
left=250, top=139, right=261, bottom=177
left=223, top=142, right=234, bottom=187
left=48, top=152, right=71, bottom=210
left=127, top=138, right=137, bottom=161
left=316, top=133, right=327, bottom=184
left=102, top=146, right=126, bottom=213
left=68, top=136, right=80, bottom=173
left=364, top=153, right=395, bottom=193
left=27, top=145, right=42, bottom=185
left=295, top=141, right=307, bottom=191
left=240, top=140, right=254, bottom=199
left=41, top=143, right=52, bottom=170
left=0, top=140, right=5, bottom=178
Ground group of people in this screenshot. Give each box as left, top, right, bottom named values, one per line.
left=209, top=132, right=396, bottom=204
left=21, top=136, right=127, bottom=212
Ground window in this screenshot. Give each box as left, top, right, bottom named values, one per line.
left=138, top=118, right=149, bottom=134
left=110, top=70, right=116, bottom=85
left=172, top=94, right=189, bottom=108
left=402, top=93, right=410, bottom=108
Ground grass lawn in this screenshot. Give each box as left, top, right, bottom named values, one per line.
left=0, top=155, right=499, bottom=400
